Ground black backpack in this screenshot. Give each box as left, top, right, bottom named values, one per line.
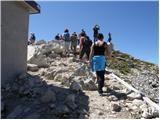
left=84, top=36, right=92, bottom=47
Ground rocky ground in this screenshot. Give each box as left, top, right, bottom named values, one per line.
left=1, top=40, right=159, bottom=119
left=108, top=50, right=159, bottom=103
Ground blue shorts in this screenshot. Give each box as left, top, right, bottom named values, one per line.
left=91, top=55, right=106, bottom=72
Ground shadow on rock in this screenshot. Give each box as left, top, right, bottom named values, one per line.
left=105, top=88, right=127, bottom=101
left=1, top=72, right=89, bottom=119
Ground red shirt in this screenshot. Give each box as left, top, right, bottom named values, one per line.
left=80, top=37, right=85, bottom=49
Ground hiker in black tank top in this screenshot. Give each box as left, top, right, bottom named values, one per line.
left=93, top=42, right=106, bottom=56
left=89, top=33, right=112, bottom=96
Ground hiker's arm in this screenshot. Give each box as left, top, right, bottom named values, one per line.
left=105, top=44, right=112, bottom=60
left=80, top=37, right=84, bottom=50
left=89, top=44, right=94, bottom=62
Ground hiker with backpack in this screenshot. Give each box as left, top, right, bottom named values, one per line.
left=79, top=32, right=92, bottom=60
left=63, top=29, right=71, bottom=56
left=107, top=32, right=114, bottom=51
left=28, top=33, right=36, bottom=45
left=93, top=24, right=100, bottom=43
left=55, top=33, right=60, bottom=40
left=70, top=32, right=78, bottom=56
left=89, top=33, right=112, bottom=96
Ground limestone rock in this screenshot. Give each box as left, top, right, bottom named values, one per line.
left=40, top=89, right=56, bottom=103
left=102, top=87, right=108, bottom=92
left=141, top=106, right=159, bottom=119
left=74, top=65, right=88, bottom=76
left=1, top=101, right=5, bottom=112
left=18, top=72, right=29, bottom=80
left=108, top=95, right=118, bottom=101
left=65, top=94, right=75, bottom=103
left=54, top=74, right=68, bottom=82
left=127, top=92, right=141, bottom=100
left=55, top=104, right=70, bottom=115
left=110, top=103, right=121, bottom=112
left=49, top=104, right=55, bottom=109
left=66, top=102, right=77, bottom=110
left=28, top=54, right=49, bottom=68
left=25, top=112, right=40, bottom=119
left=83, top=79, right=97, bottom=90
left=35, top=40, right=46, bottom=45
left=38, top=68, right=47, bottom=76
left=65, top=94, right=77, bottom=110
left=7, top=105, right=23, bottom=118
left=27, top=64, right=39, bottom=72
left=70, top=81, right=83, bottom=92
left=27, top=45, right=37, bottom=61
left=132, top=99, right=145, bottom=107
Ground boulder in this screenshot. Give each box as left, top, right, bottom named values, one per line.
left=25, top=112, right=40, bottom=119
left=132, top=99, right=145, bottom=107
left=74, top=65, right=89, bottom=76
left=1, top=101, right=5, bottom=112
left=18, top=72, right=29, bottom=80
left=49, top=104, right=56, bottom=109
left=27, top=45, right=49, bottom=68
left=54, top=74, right=68, bottom=82
left=27, top=64, right=39, bottom=72
left=65, top=94, right=75, bottom=103
left=35, top=40, right=46, bottom=45
left=7, top=105, right=23, bottom=118
left=108, top=95, right=118, bottom=101
left=141, top=106, right=159, bottom=119
left=110, top=102, right=121, bottom=112
left=55, top=104, right=70, bottom=115
left=42, top=41, right=65, bottom=55
left=40, top=89, right=56, bottom=103
left=83, top=79, right=97, bottom=90
left=66, top=102, right=77, bottom=110
left=23, top=107, right=31, bottom=113
left=38, top=68, right=47, bottom=76
left=49, top=52, right=60, bottom=59
left=65, top=94, right=77, bottom=110
left=27, top=45, right=37, bottom=61
left=70, top=81, right=83, bottom=92
left=28, top=54, right=49, bottom=68
left=127, top=92, right=142, bottom=100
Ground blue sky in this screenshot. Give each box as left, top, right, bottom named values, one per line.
left=29, top=1, right=159, bottom=64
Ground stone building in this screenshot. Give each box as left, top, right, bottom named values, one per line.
left=1, top=1, right=40, bottom=86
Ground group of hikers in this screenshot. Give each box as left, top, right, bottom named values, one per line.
left=28, top=24, right=113, bottom=96
left=56, top=28, right=93, bottom=59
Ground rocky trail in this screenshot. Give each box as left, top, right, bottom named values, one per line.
left=1, top=40, right=159, bottom=119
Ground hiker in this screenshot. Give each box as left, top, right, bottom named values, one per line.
left=28, top=33, right=36, bottom=45
left=107, top=32, right=114, bottom=51
left=79, top=29, right=86, bottom=38
left=63, top=29, right=71, bottom=56
left=81, top=29, right=86, bottom=36
left=70, top=32, right=78, bottom=55
left=55, top=33, right=60, bottom=40
left=79, top=32, right=92, bottom=60
left=89, top=33, right=112, bottom=96
left=93, top=24, right=100, bottom=43
left=60, top=34, right=63, bottom=40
